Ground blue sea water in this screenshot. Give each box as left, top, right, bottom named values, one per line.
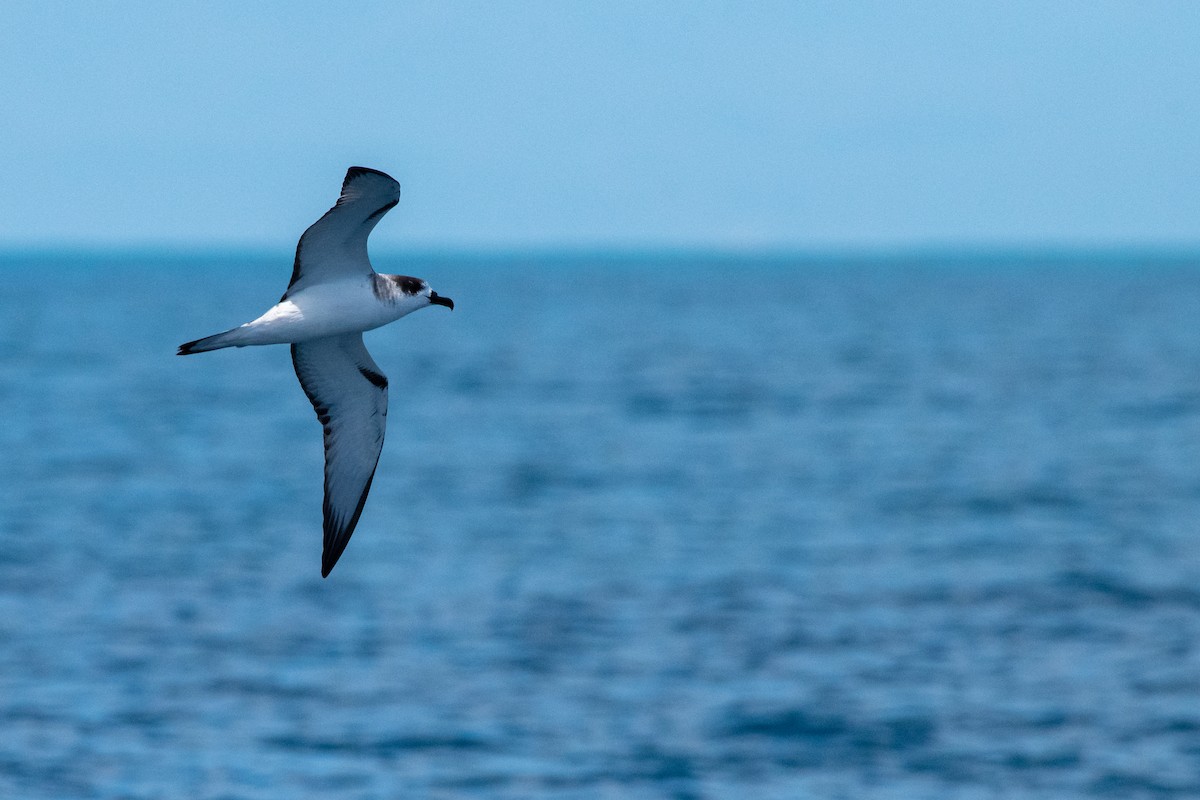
left=2, top=251, right=1200, bottom=799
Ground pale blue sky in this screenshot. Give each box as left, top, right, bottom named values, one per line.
left=3, top=1, right=1199, bottom=250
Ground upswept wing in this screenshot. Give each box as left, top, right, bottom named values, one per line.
left=291, top=333, right=389, bottom=577
left=284, top=167, right=401, bottom=297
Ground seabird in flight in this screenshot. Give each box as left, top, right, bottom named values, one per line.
left=178, top=167, right=454, bottom=577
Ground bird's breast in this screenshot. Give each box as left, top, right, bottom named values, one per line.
left=284, top=277, right=416, bottom=338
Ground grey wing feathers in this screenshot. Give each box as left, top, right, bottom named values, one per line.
left=291, top=333, right=389, bottom=577
left=284, top=167, right=401, bottom=297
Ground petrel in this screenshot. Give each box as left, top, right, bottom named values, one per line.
left=178, top=167, right=454, bottom=577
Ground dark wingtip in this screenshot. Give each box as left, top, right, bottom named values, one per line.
left=177, top=340, right=197, bottom=356
left=321, top=541, right=338, bottom=577
left=321, top=539, right=345, bottom=578
left=345, top=166, right=398, bottom=184
left=321, top=546, right=342, bottom=578
left=318, top=469, right=377, bottom=580
left=321, top=542, right=340, bottom=578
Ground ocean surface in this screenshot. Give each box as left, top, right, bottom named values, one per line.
left=3, top=251, right=1200, bottom=799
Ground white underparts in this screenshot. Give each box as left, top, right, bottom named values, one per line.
left=232, top=275, right=430, bottom=346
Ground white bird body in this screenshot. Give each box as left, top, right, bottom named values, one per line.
left=215, top=274, right=432, bottom=347
left=179, top=167, right=454, bottom=576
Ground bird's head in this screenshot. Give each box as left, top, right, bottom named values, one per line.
left=380, top=274, right=454, bottom=311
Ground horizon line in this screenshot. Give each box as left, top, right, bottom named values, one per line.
left=3, top=240, right=1200, bottom=264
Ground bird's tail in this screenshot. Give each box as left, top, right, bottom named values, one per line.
left=177, top=328, right=243, bottom=355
